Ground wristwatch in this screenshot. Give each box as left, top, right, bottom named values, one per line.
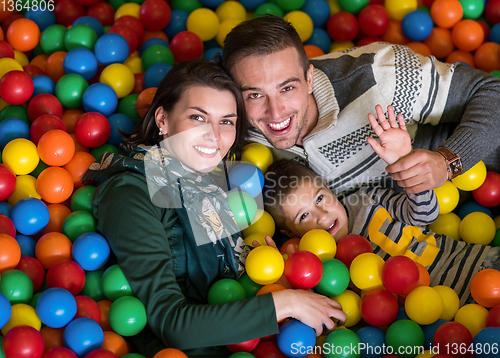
left=434, top=147, right=463, bottom=179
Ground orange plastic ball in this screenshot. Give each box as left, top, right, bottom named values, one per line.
left=45, top=51, right=67, bottom=83
left=35, top=232, right=73, bottom=269
left=40, top=203, right=72, bottom=235
left=70, top=133, right=90, bottom=153
left=381, top=20, right=409, bottom=45
left=6, top=18, right=40, bottom=52
left=63, top=151, right=96, bottom=189
left=416, top=262, right=430, bottom=287
left=0, top=233, right=21, bottom=273
left=279, top=238, right=300, bottom=255
left=470, top=269, right=500, bottom=308
left=136, top=87, right=157, bottom=118
left=304, top=44, right=324, bottom=59
left=431, top=0, right=464, bottom=29
left=140, top=30, right=169, bottom=47
left=37, top=130, right=76, bottom=167
left=102, top=331, right=130, bottom=357
left=474, top=42, right=500, bottom=73
left=446, top=50, right=475, bottom=68
left=423, top=27, right=454, bottom=59
left=62, top=109, right=85, bottom=134
left=153, top=348, right=188, bottom=358
left=256, top=283, right=286, bottom=296
left=406, top=42, right=432, bottom=57
left=40, top=326, right=65, bottom=351
left=97, top=299, right=113, bottom=331
left=30, top=54, right=48, bottom=73
left=36, top=167, right=74, bottom=204
left=451, top=19, right=484, bottom=52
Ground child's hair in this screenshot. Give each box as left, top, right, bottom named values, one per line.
left=263, top=159, right=322, bottom=230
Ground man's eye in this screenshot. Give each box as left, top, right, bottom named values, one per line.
left=283, top=86, right=293, bottom=92
left=248, top=93, right=261, bottom=99
left=316, top=195, right=324, bottom=204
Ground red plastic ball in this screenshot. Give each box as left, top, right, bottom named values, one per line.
left=284, top=250, right=323, bottom=289
left=30, top=114, right=67, bottom=145
left=15, top=256, right=46, bottom=292
left=432, top=322, right=472, bottom=358
left=0, top=70, right=34, bottom=105
left=84, top=349, right=118, bottom=358
left=381, top=255, right=419, bottom=296
left=28, top=94, right=64, bottom=123
left=335, top=234, right=373, bottom=269
left=485, top=0, right=500, bottom=26
left=357, top=36, right=382, bottom=46
left=3, top=325, right=45, bottom=358
left=0, top=40, right=15, bottom=59
left=358, top=5, right=390, bottom=37
left=114, top=16, right=145, bottom=44
left=74, top=112, right=111, bottom=148
left=53, top=0, right=85, bottom=27
left=42, top=347, right=78, bottom=358
left=73, top=0, right=99, bottom=7
left=85, top=3, right=115, bottom=27
left=486, top=304, right=500, bottom=327
left=0, top=213, right=15, bottom=237
left=0, top=163, right=16, bottom=201
left=75, top=295, right=101, bottom=323
left=360, top=288, right=399, bottom=327
left=327, top=11, right=359, bottom=42
left=473, top=172, right=500, bottom=207
left=170, top=31, right=204, bottom=63
left=252, top=341, right=288, bottom=358
left=23, top=64, right=45, bottom=77
left=140, top=0, right=172, bottom=31
left=107, top=25, right=138, bottom=55
left=132, top=73, right=145, bottom=94
left=226, top=338, right=260, bottom=353
left=470, top=268, right=500, bottom=307
left=46, top=259, right=86, bottom=296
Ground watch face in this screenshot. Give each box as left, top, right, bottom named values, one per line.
left=449, top=158, right=463, bottom=176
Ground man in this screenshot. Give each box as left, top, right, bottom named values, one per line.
left=221, top=15, right=500, bottom=197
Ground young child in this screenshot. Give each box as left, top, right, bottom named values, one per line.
left=263, top=105, right=500, bottom=305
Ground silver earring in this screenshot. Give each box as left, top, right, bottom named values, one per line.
left=159, top=128, right=163, bottom=135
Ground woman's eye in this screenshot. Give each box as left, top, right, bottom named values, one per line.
left=221, top=119, right=235, bottom=125
left=299, top=213, right=308, bottom=222
left=316, top=194, right=324, bottom=204
left=190, top=115, right=204, bottom=121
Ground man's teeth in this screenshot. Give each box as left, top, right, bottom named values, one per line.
left=194, top=146, right=217, bottom=154
left=268, top=117, right=291, bottom=130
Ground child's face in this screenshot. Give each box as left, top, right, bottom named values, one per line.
left=281, top=181, right=348, bottom=242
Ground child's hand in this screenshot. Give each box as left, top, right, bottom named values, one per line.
left=367, top=105, right=412, bottom=165
left=253, top=236, right=294, bottom=289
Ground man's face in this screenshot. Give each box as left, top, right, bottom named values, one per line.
left=231, top=47, right=317, bottom=149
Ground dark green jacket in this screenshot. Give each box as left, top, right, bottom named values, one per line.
left=92, top=171, right=279, bottom=357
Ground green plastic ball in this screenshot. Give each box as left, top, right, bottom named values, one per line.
left=0, top=269, right=34, bottom=305
left=227, top=189, right=258, bottom=229
left=490, top=227, right=500, bottom=247
left=171, top=0, right=202, bottom=13
left=90, top=144, right=119, bottom=160
left=0, top=105, right=30, bottom=125
left=109, top=296, right=147, bottom=336
left=62, top=210, right=97, bottom=242
left=70, top=185, right=96, bottom=213
left=491, top=70, right=500, bottom=79
left=460, top=0, right=485, bottom=20
left=276, top=0, right=305, bottom=12
left=238, top=273, right=263, bottom=298
left=81, top=270, right=106, bottom=302
left=0, top=337, right=5, bottom=358
left=32, top=42, right=44, bottom=57
left=55, top=74, right=89, bottom=108
left=324, top=328, right=361, bottom=358
left=141, top=45, right=175, bottom=70
left=118, top=94, right=141, bottom=123
left=228, top=353, right=256, bottom=358
left=123, top=354, right=146, bottom=358
left=29, top=159, right=50, bottom=178
left=207, top=278, right=247, bottom=304
left=41, top=24, right=68, bottom=55
left=102, top=264, right=133, bottom=301
left=254, top=3, right=284, bottom=18
left=385, top=320, right=425, bottom=358
left=28, top=292, right=42, bottom=309
left=338, top=0, right=369, bottom=14
left=64, top=24, right=98, bottom=52
left=314, top=259, right=350, bottom=297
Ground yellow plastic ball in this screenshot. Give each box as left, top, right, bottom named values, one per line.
left=216, top=19, right=242, bottom=48
left=404, top=286, right=444, bottom=325
left=124, top=56, right=144, bottom=74
left=349, top=253, right=384, bottom=291
left=187, top=8, right=220, bottom=42
left=428, top=212, right=461, bottom=241
left=327, top=0, right=341, bottom=15
left=242, top=209, right=276, bottom=238
left=452, top=161, right=487, bottom=191
left=0, top=57, right=23, bottom=79
left=385, top=0, right=418, bottom=21
left=433, top=180, right=460, bottom=214
left=332, top=289, right=361, bottom=327
left=244, top=232, right=269, bottom=247
left=216, top=1, right=247, bottom=22
left=2, top=138, right=40, bottom=175
left=8, top=175, right=42, bottom=206
left=454, top=303, right=488, bottom=338
left=432, top=285, right=460, bottom=321
left=241, top=143, right=273, bottom=173
left=330, top=41, right=355, bottom=53
left=1, top=303, right=41, bottom=336
left=0, top=98, right=9, bottom=112
left=283, top=11, right=313, bottom=42
left=460, top=212, right=496, bottom=245
left=415, top=351, right=435, bottom=358
left=494, top=215, right=500, bottom=230
left=14, top=50, right=29, bottom=67
left=245, top=246, right=284, bottom=285
left=100, top=63, right=135, bottom=98
left=114, top=2, right=141, bottom=20
left=299, top=229, right=337, bottom=261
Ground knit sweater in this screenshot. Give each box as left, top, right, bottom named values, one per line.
left=342, top=186, right=491, bottom=305
left=248, top=42, right=500, bottom=196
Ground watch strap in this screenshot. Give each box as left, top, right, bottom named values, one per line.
left=434, top=147, right=463, bottom=179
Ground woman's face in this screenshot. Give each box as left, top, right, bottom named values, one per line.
left=156, top=85, right=238, bottom=173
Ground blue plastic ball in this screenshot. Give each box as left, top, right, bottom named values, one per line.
left=356, top=326, right=385, bottom=358
left=140, top=38, right=170, bottom=55
left=301, top=0, right=330, bottom=27
left=73, top=16, right=104, bottom=37
left=304, top=27, right=331, bottom=54
left=0, top=117, right=31, bottom=149
left=238, top=0, right=266, bottom=10
left=489, top=23, right=500, bottom=45
left=82, top=83, right=119, bottom=117
left=63, top=48, right=99, bottom=81
left=228, top=162, right=264, bottom=198
left=199, top=0, right=224, bottom=8
left=36, top=288, right=77, bottom=328
left=0, top=202, right=13, bottom=217
left=63, top=317, right=104, bottom=357
left=10, top=198, right=50, bottom=236
left=25, top=8, right=56, bottom=32
left=458, top=201, right=493, bottom=219
left=72, top=232, right=111, bottom=271
left=421, top=318, right=447, bottom=348
left=94, top=33, right=129, bottom=66
left=32, top=75, right=56, bottom=98
left=473, top=327, right=500, bottom=358
left=394, top=304, right=410, bottom=321
left=402, top=10, right=434, bottom=42
left=277, top=319, right=316, bottom=358
left=15, top=235, right=37, bottom=257
left=0, top=292, right=11, bottom=329
left=163, top=10, right=188, bottom=40
left=105, top=113, right=135, bottom=147
left=143, top=62, right=172, bottom=89
left=204, top=46, right=223, bottom=61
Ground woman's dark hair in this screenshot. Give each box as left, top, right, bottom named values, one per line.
left=123, top=58, right=248, bottom=159
left=221, top=14, right=310, bottom=79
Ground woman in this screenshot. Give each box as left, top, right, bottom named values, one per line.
left=84, top=59, right=345, bottom=357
